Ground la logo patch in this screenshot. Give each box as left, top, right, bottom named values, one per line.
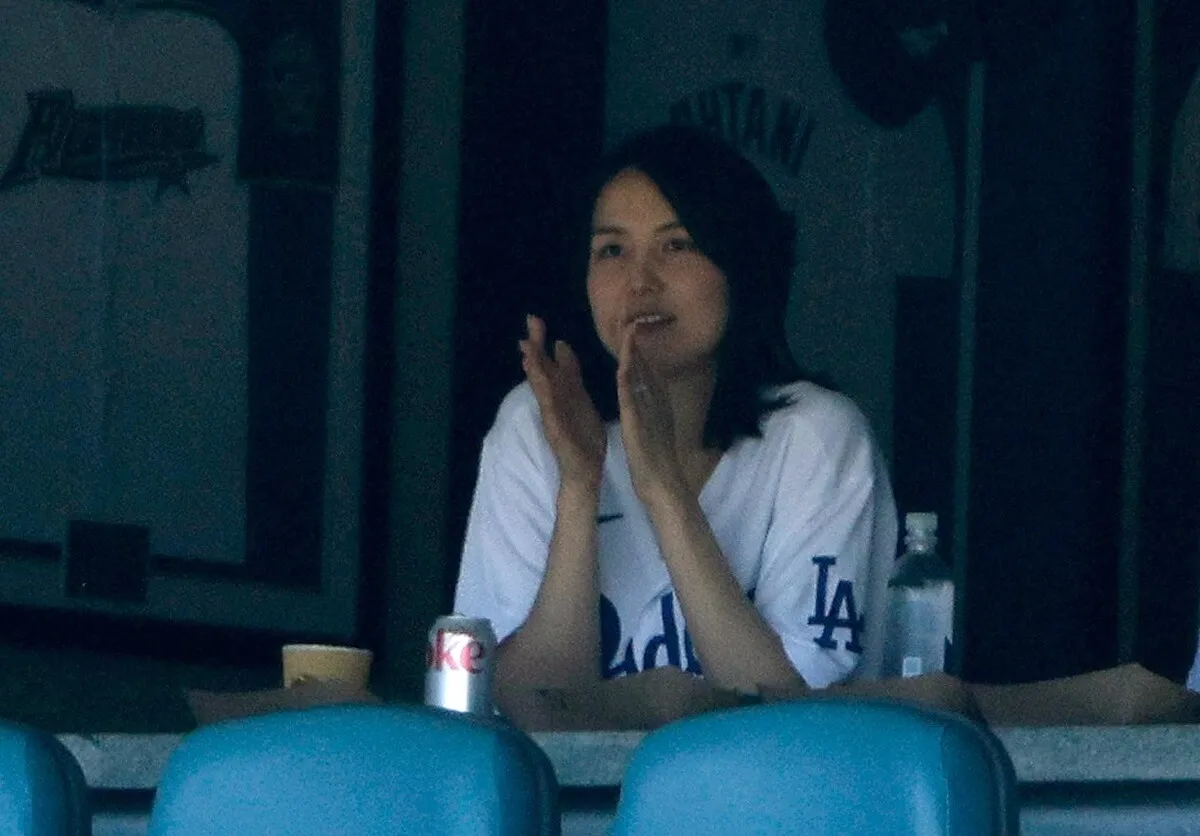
left=807, top=555, right=864, bottom=653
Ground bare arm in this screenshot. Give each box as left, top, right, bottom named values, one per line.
left=500, top=664, right=1200, bottom=733
left=494, top=316, right=607, bottom=697
left=772, top=666, right=1200, bottom=727
left=971, top=663, right=1200, bottom=726
left=494, top=483, right=601, bottom=695
left=616, top=327, right=803, bottom=693
left=500, top=671, right=978, bottom=733
left=643, top=488, right=804, bottom=693
left=498, top=667, right=743, bottom=731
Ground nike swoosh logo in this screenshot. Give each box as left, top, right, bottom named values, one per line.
left=596, top=513, right=624, bottom=524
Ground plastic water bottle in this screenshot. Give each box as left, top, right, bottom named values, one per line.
left=884, top=512, right=954, bottom=678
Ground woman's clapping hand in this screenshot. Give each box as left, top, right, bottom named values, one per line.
left=520, top=314, right=606, bottom=492
left=616, top=323, right=687, bottom=505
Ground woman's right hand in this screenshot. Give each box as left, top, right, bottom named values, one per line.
left=834, top=672, right=986, bottom=723
left=520, top=314, right=606, bottom=491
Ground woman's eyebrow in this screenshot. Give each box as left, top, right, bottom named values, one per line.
left=591, top=220, right=686, bottom=237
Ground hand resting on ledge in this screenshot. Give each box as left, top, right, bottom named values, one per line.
left=781, top=671, right=986, bottom=723
left=186, top=677, right=382, bottom=727
left=496, top=667, right=981, bottom=731
left=496, top=664, right=1200, bottom=732
left=970, top=663, right=1200, bottom=726
left=496, top=667, right=741, bottom=731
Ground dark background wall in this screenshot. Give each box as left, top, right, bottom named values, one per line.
left=961, top=0, right=1133, bottom=682
left=959, top=0, right=1198, bottom=683
left=1134, top=0, right=1200, bottom=683
left=445, top=0, right=608, bottom=602
left=0, top=0, right=1196, bottom=734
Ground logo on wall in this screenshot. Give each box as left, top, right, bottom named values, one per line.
left=668, top=82, right=817, bottom=177
left=43, top=0, right=341, bottom=190
left=0, top=90, right=218, bottom=194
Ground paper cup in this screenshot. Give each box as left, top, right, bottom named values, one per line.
left=282, top=644, right=373, bottom=689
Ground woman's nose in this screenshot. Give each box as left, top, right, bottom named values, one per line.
left=628, top=254, right=662, bottom=294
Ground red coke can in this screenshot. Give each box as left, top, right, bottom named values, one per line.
left=424, top=614, right=496, bottom=715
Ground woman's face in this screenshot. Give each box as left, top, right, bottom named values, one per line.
left=586, top=168, right=729, bottom=379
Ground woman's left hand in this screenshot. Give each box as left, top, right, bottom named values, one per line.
left=816, top=673, right=986, bottom=724
left=616, top=324, right=687, bottom=504
left=496, top=667, right=741, bottom=731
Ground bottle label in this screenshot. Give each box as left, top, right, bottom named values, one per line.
left=885, top=582, right=954, bottom=678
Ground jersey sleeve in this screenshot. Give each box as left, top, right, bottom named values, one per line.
left=452, top=384, right=559, bottom=644
left=754, top=394, right=898, bottom=688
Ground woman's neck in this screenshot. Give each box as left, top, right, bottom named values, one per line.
left=665, top=365, right=717, bottom=454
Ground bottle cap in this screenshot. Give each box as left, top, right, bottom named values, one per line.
left=904, top=511, right=938, bottom=534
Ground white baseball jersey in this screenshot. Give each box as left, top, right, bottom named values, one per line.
left=453, top=380, right=898, bottom=688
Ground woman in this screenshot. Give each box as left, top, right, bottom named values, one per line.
left=453, top=125, right=898, bottom=728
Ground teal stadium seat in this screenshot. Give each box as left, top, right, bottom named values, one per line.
left=0, top=720, right=90, bottom=836
left=147, top=704, right=559, bottom=836
left=611, top=698, right=1018, bottom=836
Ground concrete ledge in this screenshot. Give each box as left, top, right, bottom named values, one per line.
left=59, top=724, right=1200, bottom=791
left=994, top=725, right=1200, bottom=783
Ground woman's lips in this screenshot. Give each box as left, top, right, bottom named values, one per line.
left=626, top=313, right=673, bottom=328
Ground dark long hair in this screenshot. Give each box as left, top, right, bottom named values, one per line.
left=566, top=124, right=828, bottom=450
